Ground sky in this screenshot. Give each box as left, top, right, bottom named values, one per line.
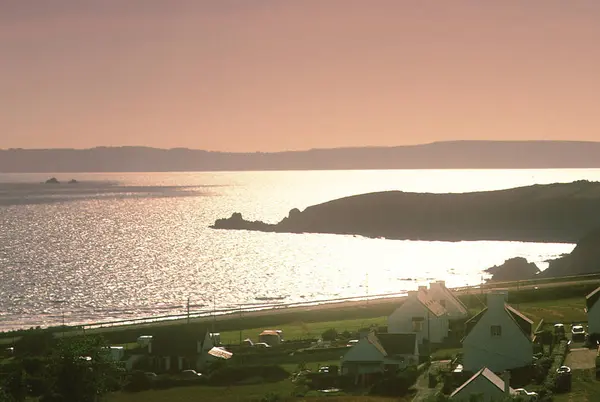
left=1, top=1, right=599, bottom=152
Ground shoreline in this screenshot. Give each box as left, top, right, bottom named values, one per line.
left=4, top=272, right=600, bottom=341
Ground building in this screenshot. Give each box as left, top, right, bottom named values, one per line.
left=341, top=332, right=419, bottom=380
left=585, top=286, right=600, bottom=335
left=259, top=330, right=282, bottom=346
left=427, top=280, right=469, bottom=320
left=149, top=329, right=220, bottom=372
left=450, top=367, right=515, bottom=401
left=388, top=286, right=449, bottom=344
left=462, top=291, right=533, bottom=372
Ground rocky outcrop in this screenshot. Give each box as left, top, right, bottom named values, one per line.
left=45, top=177, right=60, bottom=184
left=211, top=181, right=600, bottom=243
left=485, top=257, right=540, bottom=282
left=540, top=228, right=600, bottom=278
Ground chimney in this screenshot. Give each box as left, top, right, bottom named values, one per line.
left=437, top=280, right=446, bottom=288
left=407, top=290, right=418, bottom=298
left=487, top=291, right=508, bottom=311
left=502, top=371, right=511, bottom=395
left=418, top=285, right=427, bottom=292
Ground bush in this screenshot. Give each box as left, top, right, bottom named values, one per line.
left=370, top=365, right=418, bottom=396
left=321, top=328, right=338, bottom=342
left=542, top=340, right=568, bottom=394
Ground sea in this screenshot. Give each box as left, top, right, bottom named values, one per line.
left=1, top=169, right=600, bottom=332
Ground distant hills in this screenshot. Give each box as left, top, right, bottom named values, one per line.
left=2, top=140, right=600, bottom=172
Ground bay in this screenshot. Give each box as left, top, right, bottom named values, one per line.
left=1, top=169, right=599, bottom=331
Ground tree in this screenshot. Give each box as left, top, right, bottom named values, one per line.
left=321, top=328, right=338, bottom=342
left=41, top=336, right=119, bottom=402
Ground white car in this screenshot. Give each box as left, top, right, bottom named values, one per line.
left=514, top=388, right=539, bottom=401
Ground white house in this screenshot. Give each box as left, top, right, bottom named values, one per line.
left=388, top=287, right=449, bottom=344
left=463, top=291, right=533, bottom=373
left=585, top=286, right=600, bottom=335
left=428, top=280, right=469, bottom=320
left=450, top=367, right=515, bottom=401
left=341, top=332, right=419, bottom=378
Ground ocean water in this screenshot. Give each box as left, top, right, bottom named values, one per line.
left=1, top=169, right=600, bottom=331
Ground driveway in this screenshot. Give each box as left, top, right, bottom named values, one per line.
left=564, top=348, right=596, bottom=370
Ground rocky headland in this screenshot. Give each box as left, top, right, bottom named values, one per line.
left=485, top=257, right=541, bottom=282
left=212, top=181, right=600, bottom=243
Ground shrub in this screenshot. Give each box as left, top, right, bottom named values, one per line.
left=321, top=328, right=338, bottom=342
left=370, top=365, right=418, bottom=396
left=542, top=340, right=568, bottom=394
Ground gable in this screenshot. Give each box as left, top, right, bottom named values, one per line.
left=390, top=296, right=427, bottom=319
left=465, top=305, right=532, bottom=339
left=505, top=305, right=533, bottom=338
left=451, top=367, right=512, bottom=398
left=377, top=333, right=417, bottom=356
left=430, top=286, right=468, bottom=315
left=587, top=287, right=600, bottom=311
left=342, top=336, right=386, bottom=363
left=465, top=308, right=487, bottom=336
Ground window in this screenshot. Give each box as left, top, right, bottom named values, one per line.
left=491, top=325, right=502, bottom=337
left=412, top=317, right=424, bottom=332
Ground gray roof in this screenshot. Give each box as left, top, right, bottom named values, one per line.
left=451, top=367, right=514, bottom=398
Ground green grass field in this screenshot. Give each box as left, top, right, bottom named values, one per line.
left=219, top=316, right=386, bottom=344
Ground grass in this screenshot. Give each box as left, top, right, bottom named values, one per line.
left=219, top=316, right=386, bottom=344
left=107, top=380, right=297, bottom=402
left=515, top=297, right=586, bottom=325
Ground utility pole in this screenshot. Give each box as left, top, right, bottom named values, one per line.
left=212, top=295, right=216, bottom=335
left=239, top=304, right=243, bottom=345
left=187, top=297, right=190, bottom=325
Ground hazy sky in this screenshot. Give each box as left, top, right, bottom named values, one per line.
left=1, top=1, right=599, bottom=151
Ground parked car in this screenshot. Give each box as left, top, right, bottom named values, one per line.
left=180, top=369, right=203, bottom=380
left=514, top=388, right=539, bottom=401
left=346, top=339, right=359, bottom=347
left=557, top=366, right=571, bottom=374
left=554, top=323, right=566, bottom=340
left=571, top=324, right=586, bottom=341
left=144, top=372, right=157, bottom=381
left=254, top=342, right=271, bottom=349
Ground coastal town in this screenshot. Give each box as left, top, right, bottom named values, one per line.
left=2, top=274, right=600, bottom=401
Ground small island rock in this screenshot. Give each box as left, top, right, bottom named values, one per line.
left=485, top=257, right=540, bottom=282
left=45, top=177, right=60, bottom=184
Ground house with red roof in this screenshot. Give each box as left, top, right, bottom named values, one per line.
left=462, top=291, right=533, bottom=372
left=388, top=286, right=449, bottom=344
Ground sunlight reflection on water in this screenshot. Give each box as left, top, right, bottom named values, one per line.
left=1, top=169, right=598, bottom=330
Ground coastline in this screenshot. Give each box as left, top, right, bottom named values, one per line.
left=2, top=272, right=597, bottom=341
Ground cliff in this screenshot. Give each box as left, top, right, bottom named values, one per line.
left=211, top=181, right=600, bottom=243
left=540, top=228, right=600, bottom=277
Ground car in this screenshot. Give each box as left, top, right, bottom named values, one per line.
left=346, top=339, right=359, bottom=347
left=318, top=366, right=330, bottom=374
left=144, top=372, right=158, bottom=381
left=554, top=323, right=566, bottom=340
left=180, top=369, right=203, bottom=380
left=571, top=324, right=586, bottom=341
left=514, top=388, right=539, bottom=401
left=254, top=342, right=271, bottom=348
left=556, top=365, right=571, bottom=374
